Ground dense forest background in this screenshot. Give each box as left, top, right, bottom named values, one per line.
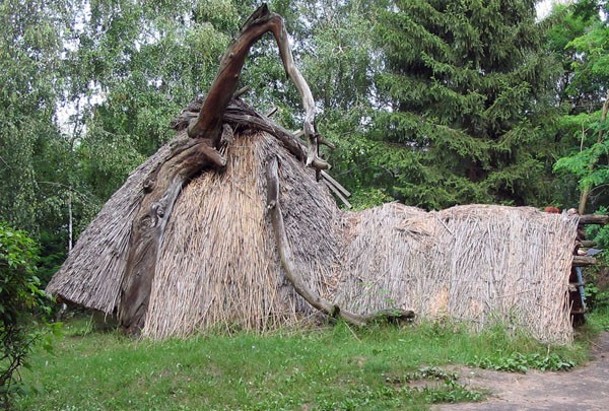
left=1, top=0, right=608, bottom=284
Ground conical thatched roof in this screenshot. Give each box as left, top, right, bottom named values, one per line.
left=48, top=118, right=579, bottom=343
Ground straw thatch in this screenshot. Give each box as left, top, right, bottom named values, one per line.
left=335, top=203, right=578, bottom=343
left=47, top=122, right=579, bottom=343
left=48, top=134, right=188, bottom=314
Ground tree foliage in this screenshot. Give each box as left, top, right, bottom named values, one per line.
left=550, top=0, right=609, bottom=212
left=362, top=0, right=561, bottom=209
left=0, top=223, right=50, bottom=408
left=1, top=0, right=608, bottom=282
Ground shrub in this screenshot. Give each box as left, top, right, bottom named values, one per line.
left=0, top=223, right=50, bottom=408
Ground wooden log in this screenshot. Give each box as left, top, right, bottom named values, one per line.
left=578, top=214, right=609, bottom=226
left=187, top=4, right=329, bottom=170
left=572, top=255, right=597, bottom=267
left=580, top=240, right=597, bottom=248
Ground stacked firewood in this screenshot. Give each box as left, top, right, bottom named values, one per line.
left=568, top=211, right=608, bottom=324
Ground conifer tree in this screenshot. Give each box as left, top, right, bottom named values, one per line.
left=369, top=0, right=560, bottom=208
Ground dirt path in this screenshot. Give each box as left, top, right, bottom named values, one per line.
left=435, top=332, right=609, bottom=411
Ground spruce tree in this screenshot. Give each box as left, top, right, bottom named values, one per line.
left=369, top=0, right=560, bottom=208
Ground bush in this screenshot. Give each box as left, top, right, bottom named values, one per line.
left=584, top=209, right=609, bottom=311
left=0, top=223, right=50, bottom=408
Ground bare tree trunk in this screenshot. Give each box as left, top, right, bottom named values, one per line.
left=68, top=189, right=73, bottom=253
left=117, top=5, right=333, bottom=333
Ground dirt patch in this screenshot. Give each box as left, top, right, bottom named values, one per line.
left=434, top=332, right=609, bottom=411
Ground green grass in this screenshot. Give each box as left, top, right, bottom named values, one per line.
left=15, top=318, right=590, bottom=411
left=587, top=305, right=609, bottom=332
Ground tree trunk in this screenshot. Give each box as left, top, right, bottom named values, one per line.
left=117, top=4, right=342, bottom=334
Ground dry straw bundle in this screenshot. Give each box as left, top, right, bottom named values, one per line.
left=48, top=130, right=578, bottom=343
left=336, top=203, right=578, bottom=344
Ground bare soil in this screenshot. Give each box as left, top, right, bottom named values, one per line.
left=435, top=332, right=609, bottom=411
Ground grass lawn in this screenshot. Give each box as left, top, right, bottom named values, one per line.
left=14, top=316, right=596, bottom=411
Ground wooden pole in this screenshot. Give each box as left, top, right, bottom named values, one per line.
left=578, top=214, right=609, bottom=226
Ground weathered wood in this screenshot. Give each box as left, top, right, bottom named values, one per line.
left=266, top=156, right=414, bottom=326
left=324, top=180, right=352, bottom=209
left=578, top=214, right=609, bottom=226
left=265, top=107, right=278, bottom=117
left=186, top=4, right=328, bottom=170
left=580, top=240, right=597, bottom=248
left=117, top=137, right=227, bottom=333
left=572, top=255, right=597, bottom=267
left=233, top=86, right=250, bottom=99
left=223, top=111, right=306, bottom=162
left=321, top=171, right=351, bottom=198
left=174, top=99, right=333, bottom=173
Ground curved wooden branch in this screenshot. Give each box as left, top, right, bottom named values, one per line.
left=117, top=5, right=341, bottom=334
left=265, top=156, right=414, bottom=326
left=117, top=136, right=227, bottom=333
left=187, top=4, right=328, bottom=170
left=175, top=100, right=330, bottom=170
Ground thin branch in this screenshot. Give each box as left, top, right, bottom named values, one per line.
left=324, top=180, right=352, bottom=208
left=265, top=107, right=278, bottom=117
left=266, top=156, right=414, bottom=326
left=234, top=86, right=251, bottom=99
left=321, top=171, right=351, bottom=197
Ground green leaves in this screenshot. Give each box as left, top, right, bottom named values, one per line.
left=0, top=223, right=53, bottom=408
left=549, top=2, right=609, bottom=211
left=365, top=0, right=559, bottom=208
left=472, top=352, right=575, bottom=373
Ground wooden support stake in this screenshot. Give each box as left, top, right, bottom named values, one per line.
left=324, top=180, right=352, bottom=208
left=321, top=170, right=351, bottom=197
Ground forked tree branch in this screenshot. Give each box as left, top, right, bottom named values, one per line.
left=187, top=4, right=329, bottom=170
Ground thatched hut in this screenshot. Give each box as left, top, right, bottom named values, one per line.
left=49, top=130, right=342, bottom=338
left=47, top=120, right=579, bottom=343
left=46, top=5, right=579, bottom=344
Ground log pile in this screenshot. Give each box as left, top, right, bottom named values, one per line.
left=569, top=213, right=608, bottom=324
